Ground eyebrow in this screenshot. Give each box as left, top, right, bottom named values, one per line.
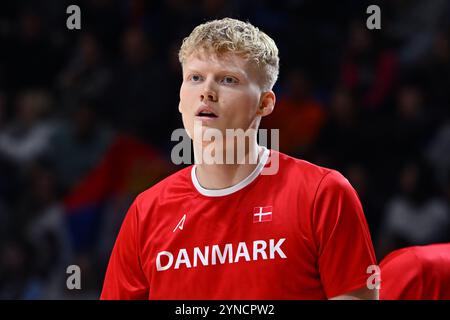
left=184, top=68, right=248, bottom=80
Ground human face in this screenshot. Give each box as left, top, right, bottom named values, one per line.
left=179, top=52, right=265, bottom=140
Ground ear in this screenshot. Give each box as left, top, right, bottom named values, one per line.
left=256, top=91, right=276, bottom=117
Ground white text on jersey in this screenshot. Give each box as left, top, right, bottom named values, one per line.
left=156, top=238, right=287, bottom=271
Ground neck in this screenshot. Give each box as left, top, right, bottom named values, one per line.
left=194, top=139, right=263, bottom=190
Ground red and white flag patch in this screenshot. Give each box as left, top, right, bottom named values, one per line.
left=253, top=206, right=273, bottom=223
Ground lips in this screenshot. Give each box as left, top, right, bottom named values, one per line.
left=195, top=105, right=218, bottom=118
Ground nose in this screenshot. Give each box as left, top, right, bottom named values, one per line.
left=200, top=81, right=218, bottom=102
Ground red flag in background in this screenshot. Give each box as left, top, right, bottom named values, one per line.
left=64, top=134, right=174, bottom=212
left=63, top=133, right=175, bottom=253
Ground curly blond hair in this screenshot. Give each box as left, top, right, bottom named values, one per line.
left=178, top=18, right=279, bottom=91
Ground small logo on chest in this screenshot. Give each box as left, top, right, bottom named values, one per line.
left=173, top=214, right=187, bottom=232
left=253, top=206, right=272, bottom=223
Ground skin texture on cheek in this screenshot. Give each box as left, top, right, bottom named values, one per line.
left=178, top=98, right=194, bottom=139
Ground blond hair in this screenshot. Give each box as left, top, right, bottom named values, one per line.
left=178, top=18, right=279, bottom=91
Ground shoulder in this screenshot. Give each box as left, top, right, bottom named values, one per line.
left=275, top=150, right=353, bottom=195
left=379, top=246, right=424, bottom=299
left=381, top=246, right=421, bottom=270
left=275, top=150, right=331, bottom=181
left=380, top=245, right=430, bottom=285
left=382, top=244, right=450, bottom=269
left=409, top=244, right=450, bottom=273
left=381, top=244, right=450, bottom=299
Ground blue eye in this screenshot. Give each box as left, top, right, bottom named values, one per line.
left=190, top=75, right=202, bottom=82
left=222, top=76, right=238, bottom=84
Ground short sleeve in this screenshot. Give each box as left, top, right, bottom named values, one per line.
left=100, top=199, right=149, bottom=299
left=312, top=170, right=377, bottom=298
left=379, top=249, right=423, bottom=299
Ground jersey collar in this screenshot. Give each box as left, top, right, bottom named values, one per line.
left=191, top=146, right=270, bottom=197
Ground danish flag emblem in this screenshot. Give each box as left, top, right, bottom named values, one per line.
left=253, top=206, right=272, bottom=223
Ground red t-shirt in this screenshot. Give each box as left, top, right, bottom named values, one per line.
left=101, top=148, right=376, bottom=299
left=380, top=243, right=450, bottom=300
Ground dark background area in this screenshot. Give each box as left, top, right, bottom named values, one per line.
left=0, top=0, right=449, bottom=299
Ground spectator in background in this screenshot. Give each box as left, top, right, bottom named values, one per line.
left=5, top=8, right=59, bottom=90
left=18, top=160, right=70, bottom=299
left=385, top=83, right=436, bottom=171
left=0, top=238, right=34, bottom=299
left=377, top=158, right=449, bottom=259
left=340, top=21, right=397, bottom=110
left=58, top=32, right=112, bottom=112
left=368, top=81, right=436, bottom=193
left=0, top=196, right=8, bottom=243
left=0, top=92, right=5, bottom=128
left=108, top=27, right=171, bottom=147
left=345, top=163, right=382, bottom=244
left=80, top=0, right=124, bottom=52
left=0, top=91, right=9, bottom=206
left=427, top=119, right=450, bottom=189
left=0, top=89, right=56, bottom=166
left=423, top=30, right=450, bottom=120
left=314, top=86, right=369, bottom=169
left=0, top=91, right=15, bottom=236
left=164, top=40, right=188, bottom=150
left=389, top=0, right=448, bottom=66
left=262, top=68, right=326, bottom=157
left=48, top=99, right=113, bottom=193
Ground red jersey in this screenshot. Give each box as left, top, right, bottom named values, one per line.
left=101, top=148, right=376, bottom=299
left=380, top=244, right=450, bottom=300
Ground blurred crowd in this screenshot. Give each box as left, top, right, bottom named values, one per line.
left=0, top=0, right=449, bottom=299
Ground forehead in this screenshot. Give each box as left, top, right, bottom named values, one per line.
left=183, top=51, right=256, bottom=77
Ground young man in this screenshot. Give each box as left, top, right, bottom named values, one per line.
left=380, top=243, right=450, bottom=300
left=101, top=18, right=377, bottom=299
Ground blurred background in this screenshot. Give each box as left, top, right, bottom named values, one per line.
left=0, top=0, right=449, bottom=299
